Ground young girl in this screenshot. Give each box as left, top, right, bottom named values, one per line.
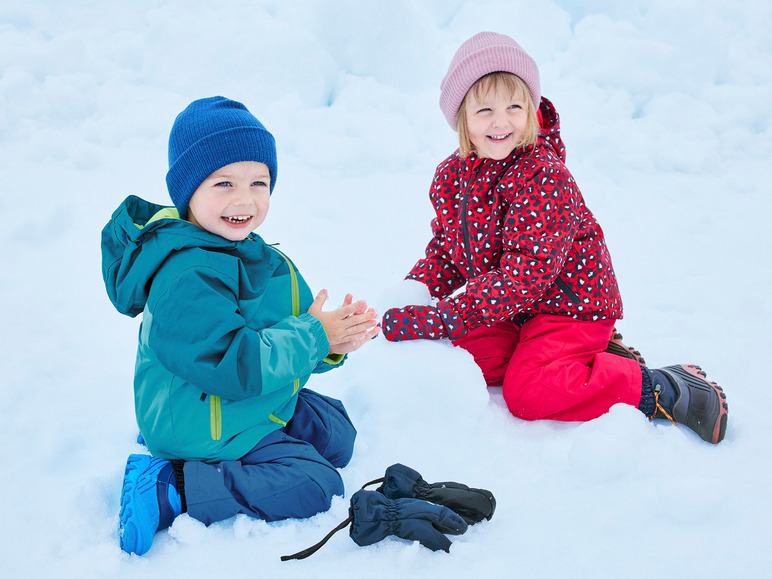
left=382, top=32, right=728, bottom=444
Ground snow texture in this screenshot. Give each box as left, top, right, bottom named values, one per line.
left=1, top=1, right=770, bottom=577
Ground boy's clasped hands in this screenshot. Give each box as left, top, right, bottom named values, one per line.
left=308, top=289, right=380, bottom=355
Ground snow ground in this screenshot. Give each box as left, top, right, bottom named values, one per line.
left=1, top=1, right=770, bottom=577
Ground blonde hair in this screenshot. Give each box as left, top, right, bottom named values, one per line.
left=456, top=72, right=539, bottom=158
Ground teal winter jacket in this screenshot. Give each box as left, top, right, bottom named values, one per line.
left=102, top=195, right=341, bottom=462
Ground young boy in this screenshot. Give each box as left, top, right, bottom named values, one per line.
left=102, top=96, right=380, bottom=556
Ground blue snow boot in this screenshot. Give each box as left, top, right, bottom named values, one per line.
left=645, top=364, right=728, bottom=444
left=119, top=454, right=182, bottom=555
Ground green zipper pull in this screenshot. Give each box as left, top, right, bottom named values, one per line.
left=210, top=395, right=222, bottom=440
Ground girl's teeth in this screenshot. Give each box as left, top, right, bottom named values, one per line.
left=489, top=134, right=510, bottom=141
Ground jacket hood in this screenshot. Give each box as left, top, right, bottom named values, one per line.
left=101, top=195, right=245, bottom=317
left=536, top=97, right=566, bottom=162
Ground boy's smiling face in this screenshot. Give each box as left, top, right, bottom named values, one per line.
left=187, top=161, right=271, bottom=241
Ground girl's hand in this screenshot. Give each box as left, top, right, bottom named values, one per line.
left=381, top=305, right=466, bottom=341
left=308, top=290, right=381, bottom=355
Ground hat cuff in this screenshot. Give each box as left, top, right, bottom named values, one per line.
left=166, top=126, right=277, bottom=217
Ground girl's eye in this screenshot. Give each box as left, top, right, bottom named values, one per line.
left=508, top=104, right=522, bottom=110
left=477, top=107, right=491, bottom=114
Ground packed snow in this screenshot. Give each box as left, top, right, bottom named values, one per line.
left=1, top=1, right=770, bottom=577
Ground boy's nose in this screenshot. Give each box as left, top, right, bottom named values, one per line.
left=231, top=185, right=251, bottom=203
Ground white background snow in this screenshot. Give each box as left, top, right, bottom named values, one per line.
left=1, top=0, right=770, bottom=577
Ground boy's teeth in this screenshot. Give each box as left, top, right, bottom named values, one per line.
left=225, top=216, right=249, bottom=223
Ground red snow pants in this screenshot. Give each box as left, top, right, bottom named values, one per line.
left=452, top=314, right=643, bottom=421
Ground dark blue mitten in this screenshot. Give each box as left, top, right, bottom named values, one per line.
left=376, top=463, right=496, bottom=525
left=349, top=489, right=468, bottom=552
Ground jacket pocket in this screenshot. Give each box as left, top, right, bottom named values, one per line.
left=555, top=276, right=581, bottom=304
left=200, top=393, right=222, bottom=440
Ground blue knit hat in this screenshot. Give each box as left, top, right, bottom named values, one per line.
left=166, top=96, right=277, bottom=218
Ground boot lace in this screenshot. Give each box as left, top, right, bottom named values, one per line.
left=652, top=386, right=677, bottom=427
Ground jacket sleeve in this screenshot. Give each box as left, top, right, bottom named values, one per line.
left=313, top=353, right=346, bottom=374
left=436, top=165, right=581, bottom=333
left=147, top=264, right=331, bottom=401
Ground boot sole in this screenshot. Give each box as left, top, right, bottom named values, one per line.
left=660, top=364, right=728, bottom=444
left=605, top=330, right=647, bottom=367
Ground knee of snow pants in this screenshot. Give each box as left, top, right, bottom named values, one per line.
left=501, top=315, right=642, bottom=421
left=283, top=388, right=357, bottom=468
left=451, top=319, right=522, bottom=386
left=183, top=428, right=345, bottom=526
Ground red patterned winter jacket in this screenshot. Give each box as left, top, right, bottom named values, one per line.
left=407, top=97, right=623, bottom=335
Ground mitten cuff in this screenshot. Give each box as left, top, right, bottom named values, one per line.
left=436, top=303, right=469, bottom=339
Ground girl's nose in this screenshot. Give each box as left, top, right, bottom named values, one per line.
left=491, top=109, right=509, bottom=127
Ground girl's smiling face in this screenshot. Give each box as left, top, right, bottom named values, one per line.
left=463, top=84, right=529, bottom=160
left=187, top=161, right=271, bottom=241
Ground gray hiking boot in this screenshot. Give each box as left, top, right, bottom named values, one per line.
left=649, top=364, right=728, bottom=444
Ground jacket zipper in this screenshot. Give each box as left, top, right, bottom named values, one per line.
left=268, top=246, right=300, bottom=318
left=267, top=246, right=301, bottom=398
left=460, top=162, right=483, bottom=277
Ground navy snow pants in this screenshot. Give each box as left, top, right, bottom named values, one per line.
left=182, top=389, right=356, bottom=526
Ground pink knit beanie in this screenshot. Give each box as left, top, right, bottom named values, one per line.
left=439, top=31, right=541, bottom=129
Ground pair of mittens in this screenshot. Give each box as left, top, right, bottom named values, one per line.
left=281, top=463, right=495, bottom=560
left=350, top=463, right=495, bottom=552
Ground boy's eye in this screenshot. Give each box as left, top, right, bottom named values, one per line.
left=252, top=181, right=268, bottom=187
left=214, top=181, right=232, bottom=188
